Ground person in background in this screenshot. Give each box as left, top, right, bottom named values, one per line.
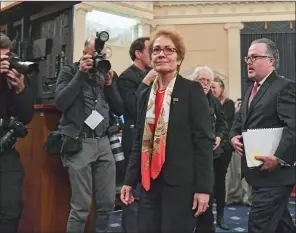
left=211, top=75, right=235, bottom=230
left=117, top=37, right=156, bottom=233
left=121, top=28, right=214, bottom=233
left=192, top=66, right=228, bottom=233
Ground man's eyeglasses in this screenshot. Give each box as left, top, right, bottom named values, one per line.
left=152, top=47, right=177, bottom=55
left=197, top=78, right=212, bottom=85
left=244, top=55, right=272, bottom=63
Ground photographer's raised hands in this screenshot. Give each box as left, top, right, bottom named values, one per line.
left=1, top=55, right=25, bottom=94
left=0, top=54, right=10, bottom=74
left=7, top=69, right=25, bottom=94
left=79, top=54, right=93, bottom=72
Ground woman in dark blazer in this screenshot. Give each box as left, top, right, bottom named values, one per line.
left=120, top=28, right=214, bottom=233
left=211, top=75, right=235, bottom=230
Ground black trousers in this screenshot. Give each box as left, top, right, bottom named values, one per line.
left=138, top=176, right=195, bottom=233
left=213, top=146, right=233, bottom=213
left=195, top=147, right=233, bottom=232
left=194, top=196, right=215, bottom=233
left=0, top=149, right=24, bottom=233
left=121, top=184, right=140, bottom=233
left=249, top=185, right=296, bottom=233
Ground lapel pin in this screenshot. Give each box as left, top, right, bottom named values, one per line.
left=173, top=98, right=179, bottom=103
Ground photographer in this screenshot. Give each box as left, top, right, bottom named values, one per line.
left=55, top=33, right=123, bottom=233
left=0, top=33, right=35, bottom=232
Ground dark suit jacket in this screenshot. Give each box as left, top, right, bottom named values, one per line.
left=55, top=62, right=124, bottom=138
left=230, top=71, right=296, bottom=187
left=124, top=75, right=214, bottom=194
left=118, top=65, right=148, bottom=159
left=0, top=77, right=35, bottom=125
left=207, top=92, right=228, bottom=158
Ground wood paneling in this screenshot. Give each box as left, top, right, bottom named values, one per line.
left=0, top=1, right=23, bottom=12
left=16, top=105, right=94, bottom=232
left=16, top=105, right=70, bottom=232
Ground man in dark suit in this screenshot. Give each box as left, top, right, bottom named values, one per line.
left=117, top=37, right=155, bottom=233
left=230, top=38, right=296, bottom=233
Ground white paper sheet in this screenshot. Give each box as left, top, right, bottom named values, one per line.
left=242, top=128, right=283, bottom=168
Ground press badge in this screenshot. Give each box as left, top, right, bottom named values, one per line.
left=84, top=110, right=104, bottom=130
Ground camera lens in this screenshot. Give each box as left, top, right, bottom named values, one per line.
left=99, top=31, right=109, bottom=42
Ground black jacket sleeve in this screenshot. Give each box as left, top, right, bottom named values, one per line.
left=274, top=81, right=296, bottom=164
left=123, top=86, right=150, bottom=188
left=190, top=82, right=214, bottom=194
left=223, top=99, right=235, bottom=133
left=55, top=65, right=88, bottom=112
left=214, top=99, right=228, bottom=140
left=118, top=72, right=146, bottom=121
left=11, top=84, right=35, bottom=125
left=104, top=81, right=124, bottom=116
left=229, top=104, right=243, bottom=141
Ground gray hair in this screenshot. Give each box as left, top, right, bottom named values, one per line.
left=251, top=38, right=279, bottom=70
left=84, top=36, right=95, bottom=50
left=191, top=66, right=214, bottom=81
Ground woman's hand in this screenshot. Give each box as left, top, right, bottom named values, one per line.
left=213, top=136, right=221, bottom=150
left=120, top=185, right=134, bottom=205
left=142, top=69, right=158, bottom=86
left=192, top=193, right=210, bottom=217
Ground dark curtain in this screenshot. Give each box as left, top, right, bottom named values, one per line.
left=240, top=33, right=296, bottom=95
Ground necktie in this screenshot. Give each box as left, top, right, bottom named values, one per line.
left=249, top=82, right=260, bottom=107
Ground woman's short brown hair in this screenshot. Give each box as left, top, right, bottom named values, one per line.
left=149, top=28, right=185, bottom=62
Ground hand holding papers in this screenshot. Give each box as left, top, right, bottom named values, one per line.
left=242, top=128, right=283, bottom=168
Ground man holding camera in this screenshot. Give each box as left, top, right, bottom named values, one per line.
left=55, top=34, right=123, bottom=233
left=0, top=33, right=35, bottom=232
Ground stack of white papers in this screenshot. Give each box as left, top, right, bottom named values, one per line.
left=242, top=128, right=283, bottom=168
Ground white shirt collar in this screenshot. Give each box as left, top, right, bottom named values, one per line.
left=256, top=71, right=273, bottom=86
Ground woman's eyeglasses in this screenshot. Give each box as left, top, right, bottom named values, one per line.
left=152, top=47, right=177, bottom=55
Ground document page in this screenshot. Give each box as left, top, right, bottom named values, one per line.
left=242, top=128, right=283, bottom=168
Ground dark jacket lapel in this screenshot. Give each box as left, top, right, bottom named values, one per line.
left=138, top=74, right=183, bottom=126
left=242, top=86, right=252, bottom=127
left=169, top=74, right=183, bottom=106
left=244, top=71, right=277, bottom=126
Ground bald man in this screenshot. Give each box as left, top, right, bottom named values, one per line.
left=55, top=36, right=124, bottom=233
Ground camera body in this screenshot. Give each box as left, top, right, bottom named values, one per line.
left=90, top=31, right=111, bottom=77
left=6, top=52, right=39, bottom=75
left=0, top=117, right=28, bottom=152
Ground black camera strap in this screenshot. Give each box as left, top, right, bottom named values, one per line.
left=91, top=71, right=106, bottom=112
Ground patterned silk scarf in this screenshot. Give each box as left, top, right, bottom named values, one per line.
left=141, top=76, right=177, bottom=191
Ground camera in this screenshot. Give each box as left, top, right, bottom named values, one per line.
left=6, top=52, right=39, bottom=75
left=107, top=124, right=124, bottom=162
left=90, top=31, right=111, bottom=76
left=0, top=117, right=28, bottom=152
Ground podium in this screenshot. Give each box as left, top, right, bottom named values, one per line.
left=16, top=105, right=94, bottom=233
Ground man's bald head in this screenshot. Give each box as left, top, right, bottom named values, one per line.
left=83, top=36, right=107, bottom=57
